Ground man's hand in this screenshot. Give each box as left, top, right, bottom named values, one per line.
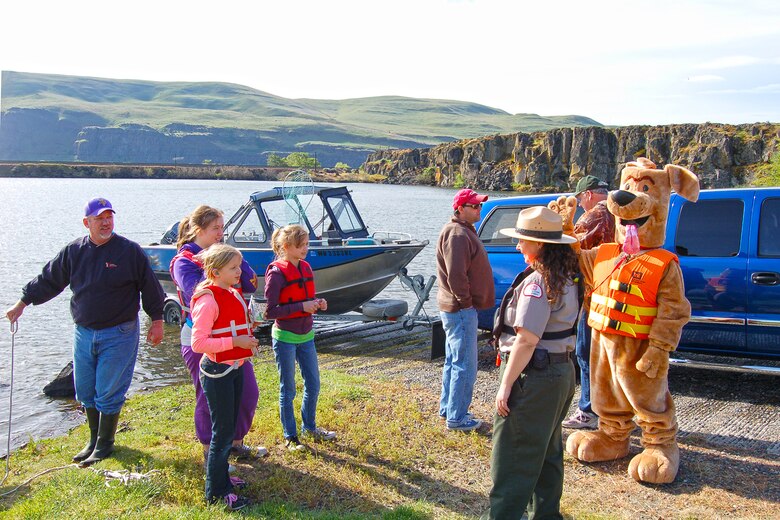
left=5, top=300, right=27, bottom=326
left=146, top=320, right=164, bottom=346
left=317, top=298, right=328, bottom=311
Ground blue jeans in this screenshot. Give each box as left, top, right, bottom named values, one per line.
left=200, top=359, right=244, bottom=501
left=439, top=308, right=478, bottom=427
left=576, top=311, right=594, bottom=415
left=272, top=338, right=321, bottom=439
left=73, top=319, right=140, bottom=414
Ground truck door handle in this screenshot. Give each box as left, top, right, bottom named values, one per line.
left=751, top=272, right=780, bottom=285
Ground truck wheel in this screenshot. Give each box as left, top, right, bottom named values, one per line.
left=163, top=300, right=182, bottom=325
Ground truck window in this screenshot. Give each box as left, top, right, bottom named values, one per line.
left=675, top=199, right=743, bottom=257
left=758, top=198, right=780, bottom=257
left=479, top=206, right=524, bottom=245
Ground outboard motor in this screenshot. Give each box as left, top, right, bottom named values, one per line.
left=159, top=222, right=179, bottom=245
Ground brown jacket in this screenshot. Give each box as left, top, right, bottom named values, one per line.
left=436, top=217, right=495, bottom=312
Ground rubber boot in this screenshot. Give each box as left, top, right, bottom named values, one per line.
left=72, top=407, right=100, bottom=462
left=79, top=412, right=120, bottom=467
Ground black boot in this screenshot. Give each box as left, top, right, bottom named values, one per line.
left=72, top=407, right=99, bottom=462
left=79, top=412, right=120, bottom=467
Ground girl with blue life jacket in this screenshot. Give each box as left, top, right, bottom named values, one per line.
left=170, top=206, right=265, bottom=462
left=264, top=224, right=336, bottom=451
left=190, top=244, right=258, bottom=511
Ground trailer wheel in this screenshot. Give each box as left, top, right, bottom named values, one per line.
left=163, top=300, right=182, bottom=325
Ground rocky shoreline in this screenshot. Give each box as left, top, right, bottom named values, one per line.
left=361, top=122, right=780, bottom=191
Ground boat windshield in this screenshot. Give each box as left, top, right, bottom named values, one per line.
left=324, top=193, right=365, bottom=235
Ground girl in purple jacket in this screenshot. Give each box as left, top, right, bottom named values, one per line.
left=171, top=205, right=265, bottom=461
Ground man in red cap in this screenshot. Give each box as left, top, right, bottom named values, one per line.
left=436, top=189, right=495, bottom=431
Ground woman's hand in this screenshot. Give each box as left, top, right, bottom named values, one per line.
left=495, top=383, right=512, bottom=417
left=233, top=335, right=259, bottom=350
left=317, top=298, right=328, bottom=311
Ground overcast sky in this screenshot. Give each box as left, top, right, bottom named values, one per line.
left=2, top=0, right=779, bottom=126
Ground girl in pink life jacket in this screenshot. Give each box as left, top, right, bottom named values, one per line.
left=170, top=206, right=264, bottom=462
left=264, top=224, right=336, bottom=451
left=190, top=244, right=258, bottom=511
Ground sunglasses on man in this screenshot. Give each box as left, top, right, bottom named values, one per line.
left=463, top=203, right=483, bottom=209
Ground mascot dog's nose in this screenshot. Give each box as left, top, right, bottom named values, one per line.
left=611, top=190, right=636, bottom=207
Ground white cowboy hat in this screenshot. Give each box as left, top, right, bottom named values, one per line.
left=499, top=206, right=577, bottom=244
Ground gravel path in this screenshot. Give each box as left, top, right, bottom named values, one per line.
left=313, top=320, right=780, bottom=458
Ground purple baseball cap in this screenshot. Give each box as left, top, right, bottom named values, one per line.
left=84, top=197, right=115, bottom=217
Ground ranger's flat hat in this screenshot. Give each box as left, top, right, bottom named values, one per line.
left=500, top=206, right=577, bottom=244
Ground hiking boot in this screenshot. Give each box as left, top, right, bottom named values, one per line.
left=301, top=427, right=336, bottom=442
left=217, top=493, right=249, bottom=511
left=229, top=476, right=248, bottom=490
left=285, top=437, right=306, bottom=452
left=562, top=409, right=598, bottom=429
left=446, top=418, right=483, bottom=432
left=230, top=444, right=269, bottom=459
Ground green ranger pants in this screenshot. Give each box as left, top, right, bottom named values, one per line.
left=483, top=357, right=575, bottom=520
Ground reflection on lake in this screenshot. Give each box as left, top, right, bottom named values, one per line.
left=0, top=177, right=514, bottom=454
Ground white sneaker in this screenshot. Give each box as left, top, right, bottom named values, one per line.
left=562, top=410, right=598, bottom=429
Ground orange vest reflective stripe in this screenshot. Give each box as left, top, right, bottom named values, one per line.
left=192, top=285, right=254, bottom=363
left=266, top=259, right=316, bottom=320
left=588, top=243, right=678, bottom=339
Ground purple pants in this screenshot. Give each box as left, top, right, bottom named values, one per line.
left=181, top=338, right=259, bottom=446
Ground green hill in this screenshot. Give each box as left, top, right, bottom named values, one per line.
left=0, top=71, right=601, bottom=166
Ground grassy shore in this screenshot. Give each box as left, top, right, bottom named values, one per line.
left=0, top=354, right=488, bottom=519
left=2, top=330, right=779, bottom=519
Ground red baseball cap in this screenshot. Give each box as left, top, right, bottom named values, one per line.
left=452, top=188, right=488, bottom=210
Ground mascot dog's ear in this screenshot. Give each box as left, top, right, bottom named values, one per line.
left=627, top=157, right=657, bottom=169
left=665, top=164, right=700, bottom=202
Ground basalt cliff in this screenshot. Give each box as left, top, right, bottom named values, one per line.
left=361, top=123, right=780, bottom=190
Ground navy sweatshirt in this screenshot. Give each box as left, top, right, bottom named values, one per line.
left=21, top=234, right=165, bottom=329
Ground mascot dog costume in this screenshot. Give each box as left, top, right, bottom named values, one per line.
left=549, top=157, right=699, bottom=484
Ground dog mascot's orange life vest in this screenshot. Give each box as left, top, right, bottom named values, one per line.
left=588, top=244, right=678, bottom=339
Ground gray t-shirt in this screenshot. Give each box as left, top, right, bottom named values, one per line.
left=498, top=270, right=578, bottom=353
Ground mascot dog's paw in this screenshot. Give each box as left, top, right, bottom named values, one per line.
left=628, top=443, right=680, bottom=484
left=566, top=429, right=630, bottom=462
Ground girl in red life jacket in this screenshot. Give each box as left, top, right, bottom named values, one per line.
left=264, top=224, right=336, bottom=452
left=171, top=205, right=263, bottom=465
left=190, top=244, right=258, bottom=511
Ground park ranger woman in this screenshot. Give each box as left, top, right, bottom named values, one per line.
left=484, top=206, right=579, bottom=520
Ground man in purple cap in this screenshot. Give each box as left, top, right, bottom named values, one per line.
left=436, top=188, right=495, bottom=431
left=5, top=197, right=165, bottom=466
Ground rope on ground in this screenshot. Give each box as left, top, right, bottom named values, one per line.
left=0, top=465, right=161, bottom=497
left=90, top=468, right=161, bottom=487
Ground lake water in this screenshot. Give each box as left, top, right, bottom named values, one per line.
left=0, top=177, right=514, bottom=454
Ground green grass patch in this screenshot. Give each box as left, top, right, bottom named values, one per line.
left=0, top=357, right=487, bottom=518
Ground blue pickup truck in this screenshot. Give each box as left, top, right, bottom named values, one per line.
left=475, top=187, right=780, bottom=361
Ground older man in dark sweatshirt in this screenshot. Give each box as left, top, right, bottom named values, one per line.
left=5, top=197, right=165, bottom=466
left=437, top=189, right=495, bottom=431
